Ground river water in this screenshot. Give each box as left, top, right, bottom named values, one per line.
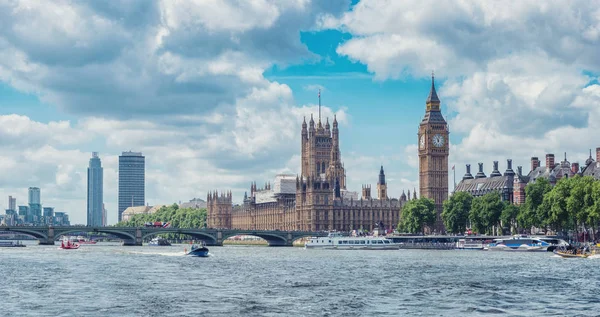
left=1, top=241, right=599, bottom=316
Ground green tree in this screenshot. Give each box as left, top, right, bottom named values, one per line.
left=442, top=191, right=473, bottom=234
left=397, top=198, right=436, bottom=234
left=543, top=177, right=573, bottom=233
left=567, top=176, right=595, bottom=235
left=470, top=192, right=503, bottom=235
left=501, top=203, right=520, bottom=235
left=589, top=181, right=600, bottom=237
left=518, top=178, right=552, bottom=231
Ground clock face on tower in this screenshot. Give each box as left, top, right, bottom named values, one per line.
left=433, top=134, right=445, bottom=147
left=419, top=135, right=425, bottom=149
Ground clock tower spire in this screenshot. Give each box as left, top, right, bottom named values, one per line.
left=418, top=73, right=449, bottom=233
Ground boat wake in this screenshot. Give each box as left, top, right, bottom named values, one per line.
left=120, top=250, right=188, bottom=257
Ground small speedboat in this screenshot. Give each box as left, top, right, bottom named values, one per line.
left=60, top=240, right=80, bottom=250
left=554, top=246, right=595, bottom=258
left=0, top=241, right=26, bottom=248
left=185, top=243, right=209, bottom=257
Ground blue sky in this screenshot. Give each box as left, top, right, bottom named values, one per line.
left=0, top=0, right=599, bottom=225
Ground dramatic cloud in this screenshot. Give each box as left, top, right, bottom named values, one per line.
left=323, top=0, right=600, bottom=78
left=0, top=0, right=351, bottom=119
left=321, top=0, right=600, bottom=187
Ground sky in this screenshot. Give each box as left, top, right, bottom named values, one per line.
left=1, top=0, right=599, bottom=225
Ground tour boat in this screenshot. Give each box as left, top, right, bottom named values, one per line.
left=60, top=239, right=80, bottom=250
left=148, top=237, right=171, bottom=246
left=75, top=236, right=97, bottom=244
left=455, top=239, right=486, bottom=250
left=185, top=242, right=209, bottom=257
left=0, top=241, right=26, bottom=248
left=487, top=235, right=550, bottom=252
left=305, top=232, right=400, bottom=250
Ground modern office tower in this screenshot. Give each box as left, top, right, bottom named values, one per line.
left=28, top=187, right=40, bottom=204
left=118, top=151, right=145, bottom=222
left=43, top=207, right=54, bottom=225
left=87, top=152, right=104, bottom=226
left=18, top=205, right=31, bottom=223
left=8, top=196, right=16, bottom=211
left=28, top=187, right=42, bottom=224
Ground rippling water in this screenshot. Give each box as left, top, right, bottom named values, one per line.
left=1, top=241, right=599, bottom=316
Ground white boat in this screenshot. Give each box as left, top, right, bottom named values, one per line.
left=455, top=239, right=486, bottom=250
left=487, top=235, right=550, bottom=252
left=305, top=232, right=399, bottom=250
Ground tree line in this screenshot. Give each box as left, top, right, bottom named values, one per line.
left=441, top=175, right=600, bottom=236
left=116, top=204, right=207, bottom=229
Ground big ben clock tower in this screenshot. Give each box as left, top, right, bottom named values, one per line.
left=418, top=74, right=449, bottom=232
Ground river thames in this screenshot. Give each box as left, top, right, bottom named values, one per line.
left=1, top=242, right=599, bottom=316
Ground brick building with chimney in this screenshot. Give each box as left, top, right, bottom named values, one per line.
left=454, top=148, right=600, bottom=206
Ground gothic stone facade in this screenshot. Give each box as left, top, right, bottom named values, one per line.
left=208, top=82, right=446, bottom=232
left=418, top=76, right=449, bottom=232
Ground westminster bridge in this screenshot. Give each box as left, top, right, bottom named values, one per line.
left=0, top=226, right=327, bottom=246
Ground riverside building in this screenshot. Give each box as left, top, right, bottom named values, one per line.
left=118, top=151, right=145, bottom=222
left=208, top=79, right=449, bottom=232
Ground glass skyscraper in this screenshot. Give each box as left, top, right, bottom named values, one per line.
left=87, top=152, right=104, bottom=226
left=118, top=151, right=145, bottom=222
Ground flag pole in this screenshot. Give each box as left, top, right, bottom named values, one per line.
left=453, top=165, right=456, bottom=191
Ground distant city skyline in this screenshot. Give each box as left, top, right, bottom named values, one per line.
left=118, top=151, right=145, bottom=222
left=87, top=152, right=104, bottom=226
left=0, top=1, right=599, bottom=225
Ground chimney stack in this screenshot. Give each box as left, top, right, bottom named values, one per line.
left=463, top=164, right=474, bottom=180
left=504, top=159, right=515, bottom=176
left=597, top=147, right=600, bottom=163
left=475, top=163, right=487, bottom=179
left=571, top=162, right=580, bottom=175
left=517, top=166, right=523, bottom=176
left=546, top=154, right=555, bottom=168
left=490, top=161, right=501, bottom=177
left=531, top=157, right=539, bottom=172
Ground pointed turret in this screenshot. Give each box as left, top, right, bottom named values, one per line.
left=426, top=72, right=440, bottom=104
left=407, top=189, right=411, bottom=201
left=309, top=114, right=315, bottom=136
left=325, top=117, right=331, bottom=135
left=413, top=188, right=417, bottom=200
left=400, top=190, right=407, bottom=201
left=378, top=165, right=385, bottom=185
left=586, top=149, right=594, bottom=166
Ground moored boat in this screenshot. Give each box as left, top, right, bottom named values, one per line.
left=148, top=237, right=171, bottom=246
left=185, top=242, right=209, bottom=257
left=487, top=235, right=549, bottom=252
left=75, top=236, right=97, bottom=244
left=455, top=239, right=486, bottom=250
left=305, top=232, right=399, bottom=250
left=0, top=241, right=26, bottom=248
left=60, top=239, right=80, bottom=250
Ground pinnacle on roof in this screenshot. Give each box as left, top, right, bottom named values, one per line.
left=586, top=149, right=594, bottom=165
left=426, top=72, right=440, bottom=104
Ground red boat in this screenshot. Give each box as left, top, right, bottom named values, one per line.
left=60, top=240, right=80, bottom=249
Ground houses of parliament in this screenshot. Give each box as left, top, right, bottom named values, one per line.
left=207, top=78, right=449, bottom=232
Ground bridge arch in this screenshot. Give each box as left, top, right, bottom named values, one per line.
left=53, top=228, right=136, bottom=242
left=141, top=229, right=218, bottom=245
left=221, top=231, right=289, bottom=246
left=0, top=228, right=48, bottom=240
